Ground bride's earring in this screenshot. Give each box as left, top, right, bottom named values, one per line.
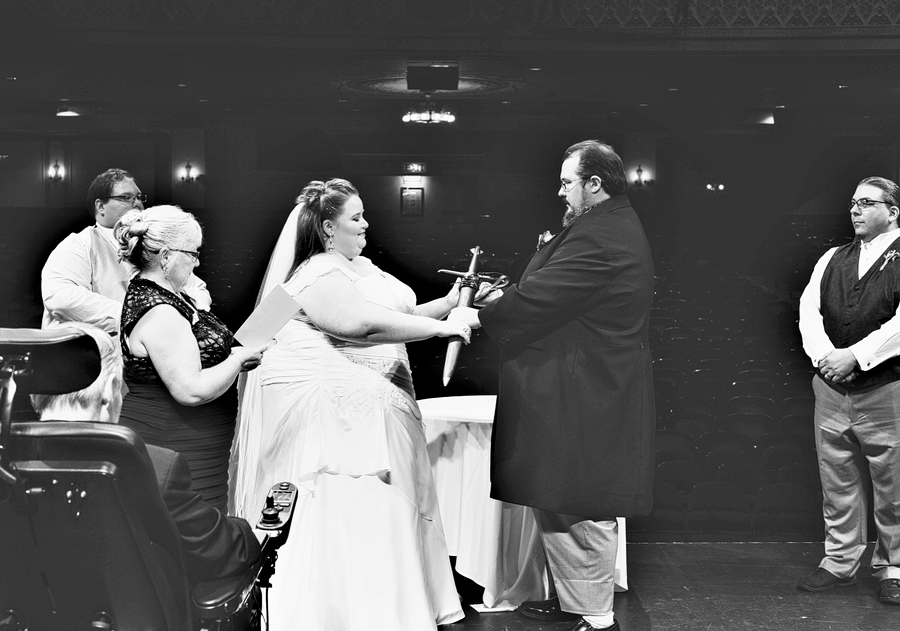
left=327, top=234, right=335, bottom=254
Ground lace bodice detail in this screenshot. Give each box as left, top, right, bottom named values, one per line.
left=121, top=278, right=234, bottom=383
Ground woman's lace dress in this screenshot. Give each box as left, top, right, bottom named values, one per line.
left=119, top=277, right=237, bottom=512
left=232, top=255, right=464, bottom=631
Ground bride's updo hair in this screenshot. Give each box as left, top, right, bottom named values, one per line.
left=287, top=178, right=359, bottom=279
left=115, top=205, right=203, bottom=272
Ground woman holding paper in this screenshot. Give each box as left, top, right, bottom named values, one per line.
left=114, top=205, right=268, bottom=511
left=231, top=179, right=470, bottom=630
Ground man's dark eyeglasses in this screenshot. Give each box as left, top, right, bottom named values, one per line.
left=105, top=194, right=148, bottom=205
left=848, top=198, right=888, bottom=211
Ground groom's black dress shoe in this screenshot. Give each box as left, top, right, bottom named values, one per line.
left=515, top=596, right=579, bottom=622
left=559, top=618, right=620, bottom=631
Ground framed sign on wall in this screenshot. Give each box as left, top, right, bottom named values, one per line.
left=401, top=187, right=424, bottom=216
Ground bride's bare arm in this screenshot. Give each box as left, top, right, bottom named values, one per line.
left=411, top=280, right=497, bottom=320
left=298, top=271, right=471, bottom=344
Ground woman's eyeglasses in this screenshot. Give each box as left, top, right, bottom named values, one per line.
left=172, top=249, right=200, bottom=261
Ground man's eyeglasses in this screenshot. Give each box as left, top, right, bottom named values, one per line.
left=559, top=178, right=583, bottom=192
left=105, top=193, right=148, bottom=205
left=848, top=198, right=889, bottom=211
left=172, top=249, right=200, bottom=261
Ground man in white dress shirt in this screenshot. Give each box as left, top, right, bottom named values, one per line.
left=41, top=168, right=210, bottom=334
left=797, top=176, right=900, bottom=606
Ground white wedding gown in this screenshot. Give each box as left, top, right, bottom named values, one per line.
left=232, top=254, right=464, bottom=631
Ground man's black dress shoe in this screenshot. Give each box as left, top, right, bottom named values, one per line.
left=559, top=617, right=620, bottom=631
left=796, top=567, right=857, bottom=592
left=880, top=578, right=900, bottom=605
left=515, top=596, right=579, bottom=622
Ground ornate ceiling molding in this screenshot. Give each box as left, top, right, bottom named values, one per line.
left=5, top=0, right=900, bottom=32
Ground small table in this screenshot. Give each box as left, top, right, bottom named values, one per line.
left=420, top=395, right=627, bottom=611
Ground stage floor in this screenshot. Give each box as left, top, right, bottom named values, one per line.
left=446, top=541, right=898, bottom=631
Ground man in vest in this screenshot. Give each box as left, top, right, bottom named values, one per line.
left=41, top=168, right=210, bottom=334
left=798, top=176, right=900, bottom=605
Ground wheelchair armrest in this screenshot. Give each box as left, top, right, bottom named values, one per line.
left=191, top=551, right=267, bottom=619
left=192, top=482, right=298, bottom=621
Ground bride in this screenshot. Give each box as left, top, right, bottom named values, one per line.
left=230, top=178, right=469, bottom=630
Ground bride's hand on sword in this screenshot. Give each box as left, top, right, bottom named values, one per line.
left=439, top=318, right=472, bottom=343
left=445, top=279, right=501, bottom=308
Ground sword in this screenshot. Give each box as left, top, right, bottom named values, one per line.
left=438, top=246, right=482, bottom=386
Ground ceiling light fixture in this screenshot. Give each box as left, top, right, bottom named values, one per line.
left=402, top=93, right=455, bottom=124
left=56, top=104, right=79, bottom=117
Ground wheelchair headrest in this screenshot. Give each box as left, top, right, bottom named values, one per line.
left=0, top=327, right=102, bottom=395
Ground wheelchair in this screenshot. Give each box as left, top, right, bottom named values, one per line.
left=0, top=327, right=296, bottom=631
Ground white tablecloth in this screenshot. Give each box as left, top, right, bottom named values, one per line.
left=420, top=395, right=627, bottom=611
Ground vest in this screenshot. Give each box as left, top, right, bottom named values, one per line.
left=90, top=226, right=132, bottom=303
left=821, top=236, right=900, bottom=390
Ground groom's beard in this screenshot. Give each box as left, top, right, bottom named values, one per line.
left=562, top=191, right=590, bottom=228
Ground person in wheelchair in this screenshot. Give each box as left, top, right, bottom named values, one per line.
left=29, top=321, right=262, bottom=586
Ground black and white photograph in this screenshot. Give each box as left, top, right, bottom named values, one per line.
left=2, top=2, right=900, bottom=630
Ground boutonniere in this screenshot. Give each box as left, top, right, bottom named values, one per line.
left=880, top=249, right=899, bottom=272
left=536, top=230, right=555, bottom=251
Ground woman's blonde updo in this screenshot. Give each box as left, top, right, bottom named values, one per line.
left=287, top=178, right=359, bottom=280
left=115, top=205, right=203, bottom=272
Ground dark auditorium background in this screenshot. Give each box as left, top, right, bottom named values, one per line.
left=2, top=0, right=899, bottom=543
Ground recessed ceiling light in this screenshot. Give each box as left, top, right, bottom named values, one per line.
left=501, top=100, right=510, bottom=104
left=177, top=83, right=186, bottom=88
left=528, top=67, right=541, bottom=71
left=198, top=99, right=208, bottom=102
left=639, top=103, right=649, bottom=107
left=610, top=111, right=619, bottom=115
left=5, top=77, right=16, bottom=81
left=775, top=105, right=786, bottom=109
left=838, top=85, right=849, bottom=89
left=667, top=87, right=678, bottom=92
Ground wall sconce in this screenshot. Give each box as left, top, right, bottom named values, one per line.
left=633, top=164, right=654, bottom=187
left=179, top=161, right=196, bottom=182
left=47, top=160, right=65, bottom=182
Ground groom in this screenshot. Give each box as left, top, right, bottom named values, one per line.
left=452, top=140, right=655, bottom=631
